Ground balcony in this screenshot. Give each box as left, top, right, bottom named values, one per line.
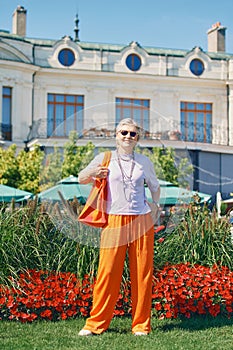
left=4, top=119, right=229, bottom=147
left=46, top=123, right=227, bottom=145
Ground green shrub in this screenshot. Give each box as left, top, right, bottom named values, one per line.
left=0, top=199, right=100, bottom=286
left=154, top=203, right=233, bottom=269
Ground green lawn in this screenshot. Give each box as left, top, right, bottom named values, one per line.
left=0, top=315, right=233, bottom=350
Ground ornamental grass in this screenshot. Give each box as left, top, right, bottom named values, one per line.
left=154, top=203, right=233, bottom=269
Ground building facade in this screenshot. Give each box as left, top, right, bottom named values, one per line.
left=1, top=6, right=233, bottom=200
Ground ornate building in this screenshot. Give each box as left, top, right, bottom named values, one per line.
left=1, top=6, right=233, bottom=199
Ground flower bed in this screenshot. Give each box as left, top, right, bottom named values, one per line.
left=152, top=263, right=233, bottom=319
left=0, top=263, right=233, bottom=322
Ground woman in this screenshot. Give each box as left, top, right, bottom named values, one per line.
left=78, top=118, right=160, bottom=336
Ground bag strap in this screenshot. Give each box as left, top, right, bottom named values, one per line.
left=102, top=151, right=111, bottom=167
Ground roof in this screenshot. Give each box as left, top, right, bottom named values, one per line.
left=1, top=30, right=233, bottom=60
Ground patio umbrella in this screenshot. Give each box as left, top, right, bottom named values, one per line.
left=38, top=175, right=211, bottom=206
left=145, top=181, right=211, bottom=206
left=37, top=176, right=92, bottom=204
left=0, top=184, right=33, bottom=203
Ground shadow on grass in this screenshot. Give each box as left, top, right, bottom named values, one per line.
left=156, top=314, right=233, bottom=332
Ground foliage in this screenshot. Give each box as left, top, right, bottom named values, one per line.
left=154, top=203, right=233, bottom=269
left=39, top=146, right=63, bottom=192
left=0, top=144, right=20, bottom=187
left=16, top=145, right=45, bottom=193
left=0, top=135, right=95, bottom=194
left=61, top=131, right=95, bottom=178
left=0, top=199, right=99, bottom=287
left=0, top=135, right=192, bottom=194
left=220, top=202, right=228, bottom=216
left=138, top=146, right=193, bottom=188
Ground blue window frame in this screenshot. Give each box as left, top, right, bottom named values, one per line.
left=116, top=97, right=149, bottom=131
left=126, top=54, right=142, bottom=71
left=58, top=49, right=75, bottom=67
left=47, top=93, right=84, bottom=137
left=180, top=101, right=212, bottom=143
left=2, top=87, right=12, bottom=140
left=189, top=59, right=204, bottom=76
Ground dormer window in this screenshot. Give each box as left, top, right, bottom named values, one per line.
left=126, top=54, right=141, bottom=71
left=58, top=48, right=75, bottom=67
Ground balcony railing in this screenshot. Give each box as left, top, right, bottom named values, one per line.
left=2, top=119, right=229, bottom=146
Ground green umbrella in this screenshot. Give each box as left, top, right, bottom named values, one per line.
left=38, top=176, right=211, bottom=206
left=0, top=184, right=33, bottom=203
left=38, top=176, right=92, bottom=204
left=145, top=182, right=211, bottom=206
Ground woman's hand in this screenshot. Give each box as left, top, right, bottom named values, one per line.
left=78, top=165, right=109, bottom=184
left=93, top=165, right=109, bottom=179
left=147, top=201, right=161, bottom=224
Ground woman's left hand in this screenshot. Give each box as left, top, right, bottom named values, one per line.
left=148, top=202, right=161, bottom=224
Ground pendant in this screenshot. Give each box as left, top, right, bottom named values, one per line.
left=123, top=181, right=134, bottom=202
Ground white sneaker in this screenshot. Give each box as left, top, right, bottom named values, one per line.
left=78, top=329, right=94, bottom=336
left=134, top=332, right=148, bottom=336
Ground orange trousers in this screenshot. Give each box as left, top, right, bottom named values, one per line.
left=83, top=213, right=154, bottom=334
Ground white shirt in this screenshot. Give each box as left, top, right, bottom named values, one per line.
left=79, top=150, right=160, bottom=215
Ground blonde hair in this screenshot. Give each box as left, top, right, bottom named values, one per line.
left=116, top=118, right=141, bottom=139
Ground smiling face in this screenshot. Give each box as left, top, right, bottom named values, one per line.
left=116, top=124, right=139, bottom=154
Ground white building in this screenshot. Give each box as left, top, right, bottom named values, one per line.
left=1, top=6, right=233, bottom=199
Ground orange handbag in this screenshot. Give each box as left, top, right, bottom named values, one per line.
left=78, top=151, right=111, bottom=227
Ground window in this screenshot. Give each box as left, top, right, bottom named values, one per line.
left=189, top=59, right=204, bottom=76
left=180, top=102, right=212, bottom=143
left=116, top=98, right=149, bottom=131
left=58, top=49, right=75, bottom=67
left=126, top=54, right=142, bottom=71
left=1, top=87, right=12, bottom=140
left=47, top=94, right=84, bottom=137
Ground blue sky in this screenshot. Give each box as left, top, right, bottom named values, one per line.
left=1, top=0, right=233, bottom=53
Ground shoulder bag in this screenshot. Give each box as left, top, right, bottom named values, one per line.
left=78, top=151, right=111, bottom=227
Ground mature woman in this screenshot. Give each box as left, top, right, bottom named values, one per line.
left=78, top=118, right=160, bottom=336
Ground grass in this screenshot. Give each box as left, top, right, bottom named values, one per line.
left=1, top=315, right=233, bottom=350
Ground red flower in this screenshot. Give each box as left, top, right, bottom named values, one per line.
left=40, top=309, right=52, bottom=319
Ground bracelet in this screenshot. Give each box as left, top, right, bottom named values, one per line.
left=152, top=201, right=160, bottom=207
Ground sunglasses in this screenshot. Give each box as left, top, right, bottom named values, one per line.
left=120, top=130, right=137, bottom=137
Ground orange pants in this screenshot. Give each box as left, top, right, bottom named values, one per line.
left=83, top=213, right=154, bottom=334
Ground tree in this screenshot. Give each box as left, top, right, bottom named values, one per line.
left=62, top=131, right=95, bottom=178
left=16, top=145, right=45, bottom=194
left=0, top=144, right=20, bottom=187
left=39, top=146, right=63, bottom=192
left=138, top=146, right=193, bottom=188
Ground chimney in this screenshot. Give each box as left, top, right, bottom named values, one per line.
left=207, top=22, right=226, bottom=53
left=12, top=5, right=27, bottom=36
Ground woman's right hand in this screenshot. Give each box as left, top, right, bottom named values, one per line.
left=93, top=165, right=109, bottom=179
left=78, top=164, right=109, bottom=184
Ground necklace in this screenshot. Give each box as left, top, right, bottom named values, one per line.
left=117, top=150, right=135, bottom=202
left=118, top=153, right=134, bottom=162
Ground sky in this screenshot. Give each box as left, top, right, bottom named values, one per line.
left=1, top=0, right=233, bottom=53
